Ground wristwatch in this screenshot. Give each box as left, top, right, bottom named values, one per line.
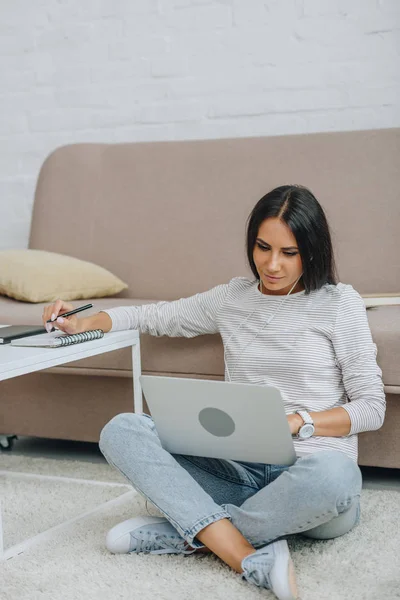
left=295, top=410, right=315, bottom=439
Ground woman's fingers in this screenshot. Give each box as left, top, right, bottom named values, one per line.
left=53, top=299, right=73, bottom=319
left=53, top=315, right=77, bottom=334
left=42, top=299, right=74, bottom=331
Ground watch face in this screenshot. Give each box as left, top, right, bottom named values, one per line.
left=299, top=424, right=315, bottom=438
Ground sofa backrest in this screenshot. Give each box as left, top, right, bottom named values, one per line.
left=29, top=128, right=400, bottom=300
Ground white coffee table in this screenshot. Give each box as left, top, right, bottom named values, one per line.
left=0, top=328, right=142, bottom=561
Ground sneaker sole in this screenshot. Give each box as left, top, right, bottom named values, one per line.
left=268, top=540, right=298, bottom=600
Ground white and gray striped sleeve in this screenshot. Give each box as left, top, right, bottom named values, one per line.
left=100, top=281, right=230, bottom=337
left=331, top=286, right=386, bottom=435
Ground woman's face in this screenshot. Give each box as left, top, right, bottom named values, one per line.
left=253, top=217, right=304, bottom=295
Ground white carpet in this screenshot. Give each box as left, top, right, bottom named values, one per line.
left=1, top=473, right=128, bottom=550
left=1, top=455, right=400, bottom=600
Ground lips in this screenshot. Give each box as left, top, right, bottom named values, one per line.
left=265, top=274, right=282, bottom=280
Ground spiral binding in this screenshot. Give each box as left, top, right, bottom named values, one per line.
left=55, top=329, right=104, bottom=346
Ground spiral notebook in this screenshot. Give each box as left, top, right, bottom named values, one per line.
left=10, top=329, right=104, bottom=348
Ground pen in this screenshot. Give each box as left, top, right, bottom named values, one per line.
left=46, top=303, right=93, bottom=323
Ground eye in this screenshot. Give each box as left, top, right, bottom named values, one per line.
left=256, top=243, right=298, bottom=256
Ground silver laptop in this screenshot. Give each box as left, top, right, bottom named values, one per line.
left=139, top=376, right=296, bottom=465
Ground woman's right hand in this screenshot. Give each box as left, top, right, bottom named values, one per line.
left=42, top=299, right=81, bottom=335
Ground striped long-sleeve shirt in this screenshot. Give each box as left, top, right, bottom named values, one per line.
left=102, top=277, right=386, bottom=463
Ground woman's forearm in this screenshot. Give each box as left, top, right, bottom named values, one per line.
left=288, top=407, right=352, bottom=437
left=309, top=407, right=351, bottom=437
left=78, top=312, right=113, bottom=333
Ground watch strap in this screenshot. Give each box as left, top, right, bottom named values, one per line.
left=296, top=410, right=314, bottom=426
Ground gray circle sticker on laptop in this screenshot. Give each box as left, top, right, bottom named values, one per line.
left=198, top=407, right=235, bottom=437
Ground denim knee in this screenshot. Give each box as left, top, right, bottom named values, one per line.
left=99, top=412, right=145, bottom=455
left=299, top=450, right=362, bottom=503
left=302, top=498, right=360, bottom=540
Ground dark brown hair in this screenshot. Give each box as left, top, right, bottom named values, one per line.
left=246, top=185, right=339, bottom=294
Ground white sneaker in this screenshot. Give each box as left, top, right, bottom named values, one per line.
left=106, top=516, right=202, bottom=555
left=241, top=539, right=298, bottom=600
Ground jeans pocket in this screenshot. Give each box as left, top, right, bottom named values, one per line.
left=181, top=455, right=259, bottom=488
left=269, top=464, right=289, bottom=484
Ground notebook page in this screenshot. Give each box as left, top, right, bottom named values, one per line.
left=11, top=331, right=67, bottom=347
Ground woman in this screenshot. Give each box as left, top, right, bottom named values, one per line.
left=42, top=185, right=385, bottom=600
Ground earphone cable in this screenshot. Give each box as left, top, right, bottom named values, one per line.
left=224, top=274, right=302, bottom=382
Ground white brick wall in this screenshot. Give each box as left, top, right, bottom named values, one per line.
left=0, top=0, right=399, bottom=249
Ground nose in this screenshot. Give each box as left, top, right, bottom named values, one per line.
left=266, top=253, right=281, bottom=271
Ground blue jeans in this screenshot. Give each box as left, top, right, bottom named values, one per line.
left=99, top=413, right=362, bottom=549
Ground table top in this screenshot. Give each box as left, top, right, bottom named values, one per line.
left=0, top=328, right=139, bottom=381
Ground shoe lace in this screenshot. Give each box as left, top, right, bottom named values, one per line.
left=134, top=531, right=194, bottom=554
left=241, top=549, right=273, bottom=589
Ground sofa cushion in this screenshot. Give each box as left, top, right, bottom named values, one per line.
left=29, top=132, right=400, bottom=300
left=0, top=295, right=398, bottom=386
left=363, top=305, right=400, bottom=387
left=0, top=249, right=128, bottom=303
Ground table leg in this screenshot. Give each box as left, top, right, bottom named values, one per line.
left=132, top=339, right=142, bottom=414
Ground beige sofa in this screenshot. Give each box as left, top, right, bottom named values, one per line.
left=1, top=128, right=399, bottom=468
